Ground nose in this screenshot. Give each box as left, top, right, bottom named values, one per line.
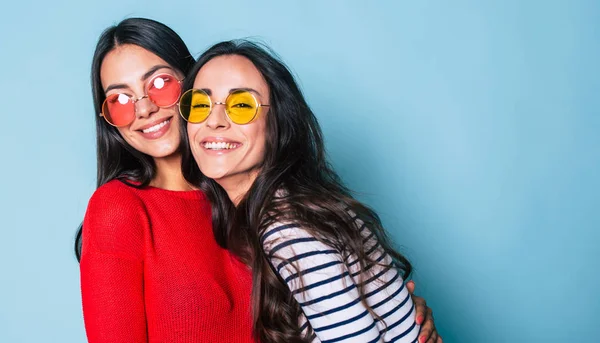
left=205, top=102, right=230, bottom=130
left=135, top=95, right=159, bottom=119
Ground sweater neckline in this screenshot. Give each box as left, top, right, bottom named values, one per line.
left=117, top=179, right=204, bottom=200
left=142, top=185, right=205, bottom=200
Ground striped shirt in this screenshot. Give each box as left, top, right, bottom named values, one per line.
left=261, top=215, right=420, bottom=343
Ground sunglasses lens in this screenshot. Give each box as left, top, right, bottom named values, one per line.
left=102, top=93, right=135, bottom=127
left=147, top=74, right=181, bottom=107
left=179, top=89, right=211, bottom=123
left=226, top=91, right=258, bottom=124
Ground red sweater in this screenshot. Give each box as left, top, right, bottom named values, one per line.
left=80, top=180, right=255, bottom=343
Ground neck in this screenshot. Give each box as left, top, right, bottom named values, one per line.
left=151, top=153, right=193, bottom=191
left=216, top=170, right=260, bottom=206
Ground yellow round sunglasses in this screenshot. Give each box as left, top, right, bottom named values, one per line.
left=179, top=89, right=269, bottom=125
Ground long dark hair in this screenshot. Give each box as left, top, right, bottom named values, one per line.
left=74, top=18, right=196, bottom=261
left=182, top=40, right=412, bottom=343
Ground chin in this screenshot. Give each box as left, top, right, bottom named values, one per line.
left=146, top=144, right=180, bottom=158
left=198, top=168, right=228, bottom=181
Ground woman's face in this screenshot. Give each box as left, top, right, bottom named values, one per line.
left=100, top=44, right=184, bottom=158
left=187, top=55, right=269, bottom=190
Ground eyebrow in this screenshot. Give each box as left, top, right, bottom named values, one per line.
left=231, top=87, right=262, bottom=96
left=104, top=65, right=174, bottom=93
left=199, top=87, right=263, bottom=97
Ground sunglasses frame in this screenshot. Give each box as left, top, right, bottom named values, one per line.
left=99, top=73, right=184, bottom=127
left=179, top=88, right=270, bottom=125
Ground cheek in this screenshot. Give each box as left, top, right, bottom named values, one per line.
left=257, top=119, right=268, bottom=148
left=187, top=123, right=200, bottom=143
left=245, top=121, right=268, bottom=160
left=169, top=113, right=183, bottom=138
left=116, top=126, right=135, bottom=143
left=186, top=124, right=205, bottom=162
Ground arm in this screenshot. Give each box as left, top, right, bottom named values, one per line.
left=263, top=223, right=420, bottom=343
left=80, top=183, right=148, bottom=343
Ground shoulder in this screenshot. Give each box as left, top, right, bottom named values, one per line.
left=261, top=221, right=311, bottom=248
left=259, top=201, right=359, bottom=252
left=82, top=180, right=148, bottom=258
left=90, top=179, right=140, bottom=200
left=85, top=180, right=147, bottom=221
left=261, top=221, right=339, bottom=260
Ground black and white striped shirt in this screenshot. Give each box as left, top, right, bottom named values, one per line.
left=261, top=216, right=420, bottom=343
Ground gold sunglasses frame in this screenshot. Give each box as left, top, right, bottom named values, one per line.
left=179, top=88, right=270, bottom=125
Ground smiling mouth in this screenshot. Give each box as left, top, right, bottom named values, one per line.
left=202, top=141, right=241, bottom=150
left=140, top=118, right=171, bottom=133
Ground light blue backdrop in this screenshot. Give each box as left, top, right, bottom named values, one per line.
left=1, top=0, right=598, bottom=342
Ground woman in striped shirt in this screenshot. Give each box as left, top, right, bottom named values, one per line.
left=182, top=40, right=440, bottom=343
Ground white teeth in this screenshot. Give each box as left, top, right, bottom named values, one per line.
left=203, top=142, right=239, bottom=150
left=142, top=119, right=170, bottom=133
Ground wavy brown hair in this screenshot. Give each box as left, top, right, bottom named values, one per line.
left=182, top=40, right=412, bottom=343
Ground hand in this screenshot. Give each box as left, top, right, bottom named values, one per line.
left=406, top=280, right=442, bottom=343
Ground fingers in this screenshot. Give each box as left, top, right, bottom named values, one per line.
left=426, top=330, right=438, bottom=343
left=411, top=294, right=427, bottom=324
left=407, top=282, right=441, bottom=343
left=406, top=280, right=416, bottom=294
left=418, top=307, right=435, bottom=343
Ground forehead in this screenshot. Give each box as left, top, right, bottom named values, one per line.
left=193, top=55, right=268, bottom=94
left=100, top=44, right=173, bottom=86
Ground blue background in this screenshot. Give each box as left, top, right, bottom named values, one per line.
left=1, top=0, right=598, bottom=342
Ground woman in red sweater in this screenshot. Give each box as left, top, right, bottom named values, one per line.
left=76, top=17, right=439, bottom=343
left=76, top=18, right=255, bottom=343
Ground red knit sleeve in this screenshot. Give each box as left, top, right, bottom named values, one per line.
left=80, top=181, right=148, bottom=343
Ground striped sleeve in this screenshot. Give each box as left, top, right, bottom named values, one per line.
left=261, top=222, right=420, bottom=343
